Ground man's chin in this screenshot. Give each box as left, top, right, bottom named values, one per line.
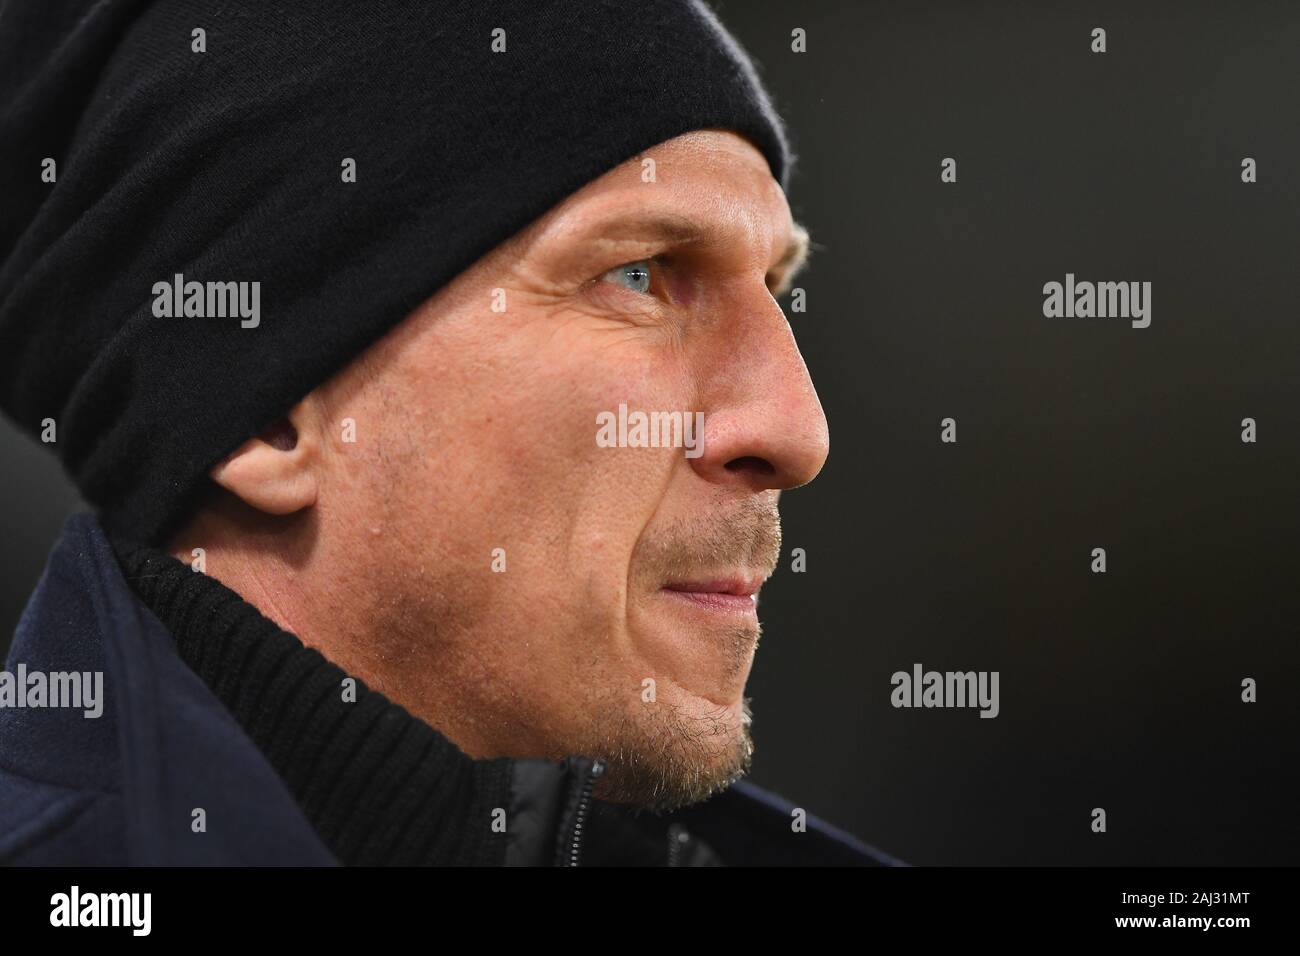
left=588, top=695, right=755, bottom=813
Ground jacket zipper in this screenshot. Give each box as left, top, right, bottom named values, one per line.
left=666, top=823, right=686, bottom=867
left=561, top=758, right=605, bottom=867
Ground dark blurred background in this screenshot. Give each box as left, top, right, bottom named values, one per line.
left=4, top=0, right=1298, bottom=864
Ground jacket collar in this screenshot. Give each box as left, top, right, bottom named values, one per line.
left=3, top=511, right=333, bottom=864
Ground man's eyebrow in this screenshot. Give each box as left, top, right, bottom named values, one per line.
left=768, top=222, right=811, bottom=298
left=585, top=212, right=718, bottom=246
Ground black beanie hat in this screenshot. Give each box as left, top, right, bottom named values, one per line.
left=0, top=0, right=791, bottom=544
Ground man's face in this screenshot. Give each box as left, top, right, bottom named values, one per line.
left=313, top=129, right=829, bottom=810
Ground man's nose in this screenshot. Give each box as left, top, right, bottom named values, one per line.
left=689, top=294, right=830, bottom=493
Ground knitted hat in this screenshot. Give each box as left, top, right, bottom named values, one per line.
left=0, top=0, right=791, bottom=543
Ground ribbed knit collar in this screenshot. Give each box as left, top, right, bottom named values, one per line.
left=111, top=538, right=514, bottom=866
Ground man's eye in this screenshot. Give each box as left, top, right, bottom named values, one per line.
left=601, top=260, right=653, bottom=295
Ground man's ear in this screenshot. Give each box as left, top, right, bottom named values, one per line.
left=209, top=400, right=319, bottom=515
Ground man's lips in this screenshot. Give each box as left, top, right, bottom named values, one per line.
left=660, top=577, right=764, bottom=613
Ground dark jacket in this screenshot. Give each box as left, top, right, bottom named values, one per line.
left=0, top=513, right=902, bottom=866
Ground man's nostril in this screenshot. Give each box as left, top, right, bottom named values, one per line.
left=259, top=418, right=298, bottom=452
left=724, top=456, right=775, bottom=476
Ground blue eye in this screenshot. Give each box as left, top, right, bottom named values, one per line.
left=602, top=260, right=653, bottom=294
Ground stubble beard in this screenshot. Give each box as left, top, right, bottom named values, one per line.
left=585, top=682, right=758, bottom=814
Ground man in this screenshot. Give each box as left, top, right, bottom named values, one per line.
left=0, top=0, right=899, bottom=865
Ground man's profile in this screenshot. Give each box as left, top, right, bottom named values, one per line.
left=0, top=0, right=897, bottom=866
